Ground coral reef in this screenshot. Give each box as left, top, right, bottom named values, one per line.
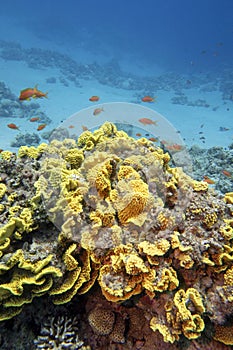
left=0, top=122, right=233, bottom=349
left=171, top=94, right=210, bottom=108
left=189, top=145, right=233, bottom=193
left=11, top=132, right=41, bottom=148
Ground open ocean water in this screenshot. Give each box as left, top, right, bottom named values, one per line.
left=0, top=1, right=233, bottom=349
left=0, top=0, right=232, bottom=149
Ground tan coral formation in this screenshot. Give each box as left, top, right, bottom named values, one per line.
left=0, top=122, right=233, bottom=348
left=214, top=324, right=233, bottom=345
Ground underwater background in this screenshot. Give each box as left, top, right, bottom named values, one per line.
left=0, top=0, right=233, bottom=149
left=0, top=0, right=233, bottom=349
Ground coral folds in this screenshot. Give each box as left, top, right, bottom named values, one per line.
left=0, top=122, right=233, bottom=348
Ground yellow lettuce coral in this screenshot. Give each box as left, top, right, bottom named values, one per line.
left=115, top=179, right=153, bottom=225
left=64, top=148, right=84, bottom=169
left=0, top=183, right=7, bottom=200
left=0, top=150, right=13, bottom=161
left=50, top=250, right=92, bottom=305
left=0, top=250, right=62, bottom=320
left=224, top=192, right=233, bottom=204
left=191, top=180, right=208, bottom=192
left=138, top=240, right=170, bottom=256
left=150, top=318, right=177, bottom=343
left=1, top=119, right=231, bottom=347
left=151, top=288, right=205, bottom=343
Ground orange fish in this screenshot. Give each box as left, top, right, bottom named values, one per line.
left=166, top=143, right=184, bottom=151
left=30, top=117, right=40, bottom=122
left=139, top=118, right=157, bottom=126
left=222, top=170, right=232, bottom=177
left=19, top=85, right=48, bottom=101
left=203, top=176, right=215, bottom=184
left=148, top=137, right=158, bottom=142
left=89, top=95, right=100, bottom=102
left=136, top=133, right=142, bottom=137
left=7, top=123, right=19, bottom=130
left=141, top=96, right=156, bottom=103
left=37, top=124, right=47, bottom=131
left=68, top=125, right=75, bottom=129
left=93, top=107, right=104, bottom=116
left=82, top=125, right=88, bottom=131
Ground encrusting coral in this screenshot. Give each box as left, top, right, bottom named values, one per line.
left=0, top=121, right=233, bottom=348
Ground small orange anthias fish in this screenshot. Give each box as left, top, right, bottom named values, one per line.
left=136, top=133, right=142, bottom=137
left=82, top=125, right=88, bottom=131
left=37, top=124, right=47, bottom=131
left=222, top=170, right=232, bottom=177
left=148, top=137, right=158, bottom=142
left=89, top=95, right=100, bottom=102
left=93, top=107, right=104, bottom=116
left=30, top=117, right=40, bottom=122
left=141, top=96, right=156, bottom=102
left=139, top=118, right=157, bottom=126
left=68, top=125, right=75, bottom=129
left=203, top=175, right=215, bottom=184
left=165, top=143, right=184, bottom=152
left=7, top=123, right=19, bottom=130
left=19, top=85, right=48, bottom=101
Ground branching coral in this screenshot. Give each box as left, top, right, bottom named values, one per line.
left=34, top=315, right=91, bottom=349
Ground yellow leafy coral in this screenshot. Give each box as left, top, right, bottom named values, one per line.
left=173, top=288, right=205, bottom=340
left=2, top=120, right=231, bottom=346
left=64, top=149, right=84, bottom=169
left=115, top=179, right=153, bottom=225
left=138, top=240, right=170, bottom=256
left=150, top=288, right=205, bottom=343
left=191, top=180, right=208, bottom=192
left=0, top=183, right=7, bottom=200
left=0, top=250, right=62, bottom=320
left=50, top=249, right=93, bottom=305
left=224, top=192, right=233, bottom=204
left=0, top=151, right=13, bottom=161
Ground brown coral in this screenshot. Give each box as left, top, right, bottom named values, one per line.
left=88, top=307, right=115, bottom=335
left=213, top=324, right=233, bottom=345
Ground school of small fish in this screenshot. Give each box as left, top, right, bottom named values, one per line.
left=3, top=82, right=231, bottom=184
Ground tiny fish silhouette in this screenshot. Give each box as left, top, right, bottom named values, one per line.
left=222, top=170, right=232, bottom=177
left=139, top=118, right=157, bottom=126
left=141, top=96, right=156, bottom=102
left=89, top=95, right=100, bottom=102
left=37, top=124, right=47, bottom=131
left=203, top=176, right=215, bottom=184
left=93, top=107, right=104, bottom=116
left=7, top=123, right=19, bottom=130
left=30, top=117, right=40, bottom=122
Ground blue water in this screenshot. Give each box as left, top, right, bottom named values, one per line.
left=0, top=0, right=233, bottom=150
left=1, top=0, right=233, bottom=73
